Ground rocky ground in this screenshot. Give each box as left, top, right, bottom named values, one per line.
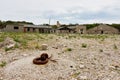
left=0, top=33, right=120, bottom=80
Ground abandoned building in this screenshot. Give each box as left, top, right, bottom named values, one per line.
left=2, top=24, right=24, bottom=32
left=1, top=22, right=120, bottom=34
left=87, top=24, right=119, bottom=34
left=75, top=25, right=86, bottom=34
left=56, top=25, right=87, bottom=34
left=2, top=24, right=54, bottom=33
left=56, top=26, right=74, bottom=33
left=23, top=25, right=53, bottom=33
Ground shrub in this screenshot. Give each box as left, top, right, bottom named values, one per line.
left=99, top=49, right=103, bottom=52
left=67, top=48, right=72, bottom=51
left=65, top=48, right=72, bottom=51
left=0, top=61, right=7, bottom=67
left=14, top=43, right=19, bottom=48
left=114, top=44, right=118, bottom=50
left=72, top=72, right=81, bottom=78
left=5, top=47, right=12, bottom=51
left=35, top=44, right=40, bottom=49
left=81, top=43, right=87, bottom=48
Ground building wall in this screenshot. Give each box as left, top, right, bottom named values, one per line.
left=87, top=24, right=119, bottom=34
left=75, top=25, right=86, bottom=34
left=3, top=25, right=24, bottom=32
left=56, top=30, right=71, bottom=33
left=24, top=27, right=52, bottom=33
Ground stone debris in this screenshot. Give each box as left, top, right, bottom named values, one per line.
left=6, top=43, right=15, bottom=49
left=3, top=37, right=15, bottom=46
left=0, top=35, right=120, bottom=80
left=0, top=37, right=17, bottom=49
left=0, top=77, right=3, bottom=80
left=41, top=44, right=48, bottom=50
left=22, top=54, right=28, bottom=57
left=4, top=57, right=76, bottom=80
left=78, top=76, right=87, bottom=80
left=79, top=64, right=85, bottom=69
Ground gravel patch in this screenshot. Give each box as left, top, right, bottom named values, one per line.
left=4, top=56, right=76, bottom=80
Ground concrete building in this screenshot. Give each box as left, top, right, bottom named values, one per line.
left=87, top=24, right=119, bottom=34
left=3, top=24, right=54, bottom=33
left=75, top=25, right=86, bottom=34
left=56, top=26, right=73, bottom=33
left=2, top=23, right=119, bottom=34
left=2, top=24, right=24, bottom=32
left=23, top=25, right=53, bottom=33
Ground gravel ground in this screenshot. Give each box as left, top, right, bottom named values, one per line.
left=0, top=35, right=120, bottom=80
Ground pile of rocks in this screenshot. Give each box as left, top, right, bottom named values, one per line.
left=0, top=37, right=17, bottom=49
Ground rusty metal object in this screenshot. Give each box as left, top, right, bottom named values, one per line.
left=33, top=53, right=57, bottom=65
left=33, top=53, right=49, bottom=65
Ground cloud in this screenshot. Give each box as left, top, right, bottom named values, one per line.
left=0, top=0, right=120, bottom=24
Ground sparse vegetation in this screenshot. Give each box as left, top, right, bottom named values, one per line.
left=0, top=37, right=4, bottom=42
left=99, top=49, right=103, bottom=52
left=114, top=44, right=118, bottom=50
left=0, top=32, right=120, bottom=80
left=71, top=72, right=81, bottom=78
left=0, top=61, right=7, bottom=67
left=68, top=35, right=76, bottom=39
left=81, top=43, right=87, bottom=48
left=85, top=23, right=100, bottom=30
left=14, top=43, right=19, bottom=48
left=5, top=47, right=12, bottom=51
left=81, top=34, right=108, bottom=39
left=65, top=48, right=72, bottom=51
left=35, top=44, right=40, bottom=49
left=0, top=32, right=52, bottom=49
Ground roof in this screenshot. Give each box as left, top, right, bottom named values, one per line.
left=88, top=24, right=119, bottom=31
left=24, top=25, right=52, bottom=29
left=76, top=25, right=86, bottom=28
left=57, top=27, right=72, bottom=30
left=6, top=24, right=24, bottom=26
left=68, top=26, right=76, bottom=29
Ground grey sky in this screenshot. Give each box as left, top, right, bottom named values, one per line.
left=0, top=0, right=120, bottom=24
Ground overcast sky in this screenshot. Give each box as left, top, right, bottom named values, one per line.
left=0, top=0, right=120, bottom=24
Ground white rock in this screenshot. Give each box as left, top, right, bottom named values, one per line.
left=109, top=66, right=115, bottom=69
left=41, top=44, right=48, bottom=50
left=79, top=76, right=87, bottom=80
left=12, top=58, right=19, bottom=61
left=6, top=44, right=15, bottom=49
left=71, top=78, right=77, bottom=80
left=63, top=45, right=67, bottom=47
left=104, top=78, right=110, bottom=80
left=77, top=58, right=80, bottom=61
left=79, top=65, right=85, bottom=69
left=0, top=77, right=3, bottom=80
left=63, top=55, right=66, bottom=57
left=22, top=54, right=28, bottom=57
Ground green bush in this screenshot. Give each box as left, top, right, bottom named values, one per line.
left=81, top=43, right=87, bottom=48
left=0, top=61, right=7, bottom=67
left=5, top=47, right=12, bottom=51
left=99, top=49, right=103, bottom=52
left=114, top=44, right=118, bottom=50
left=65, top=48, right=72, bottom=51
